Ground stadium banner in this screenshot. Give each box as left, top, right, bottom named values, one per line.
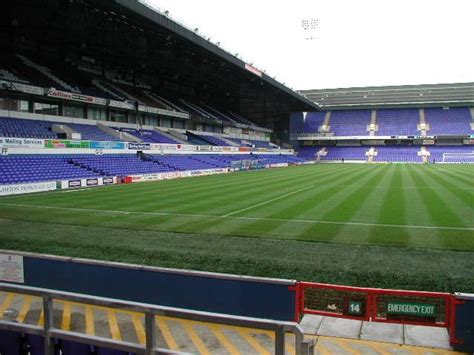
left=128, top=168, right=230, bottom=183
left=150, top=143, right=180, bottom=151
left=68, top=180, right=82, bottom=188
left=267, top=163, right=289, bottom=168
left=0, top=80, right=45, bottom=96
left=239, top=147, right=252, bottom=152
left=45, top=139, right=90, bottom=149
left=196, top=145, right=212, bottom=152
left=222, top=146, right=239, bottom=152
left=86, top=178, right=99, bottom=187
left=60, top=176, right=117, bottom=190
left=0, top=181, right=57, bottom=196
left=128, top=142, right=151, bottom=150
left=46, top=88, right=107, bottom=106
left=130, top=171, right=191, bottom=183
left=109, top=100, right=135, bottom=110
left=181, top=144, right=198, bottom=151
left=0, top=137, right=44, bottom=149
left=90, top=141, right=126, bottom=150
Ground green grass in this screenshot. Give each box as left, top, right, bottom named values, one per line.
left=0, top=164, right=473, bottom=292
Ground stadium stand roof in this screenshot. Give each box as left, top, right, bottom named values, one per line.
left=299, top=82, right=474, bottom=109
left=1, top=0, right=319, bottom=131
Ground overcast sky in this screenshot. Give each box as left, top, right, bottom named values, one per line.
left=148, top=0, right=474, bottom=90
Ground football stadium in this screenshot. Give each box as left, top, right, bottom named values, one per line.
left=0, top=0, right=473, bottom=354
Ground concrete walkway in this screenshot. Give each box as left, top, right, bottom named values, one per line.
left=301, top=314, right=457, bottom=352
left=0, top=292, right=464, bottom=354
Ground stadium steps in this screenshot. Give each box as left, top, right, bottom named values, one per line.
left=367, top=147, right=375, bottom=163
left=142, top=91, right=176, bottom=111
left=180, top=100, right=220, bottom=122
left=420, top=146, right=428, bottom=163
left=316, top=147, right=327, bottom=161
left=106, top=82, right=139, bottom=102
left=227, top=111, right=256, bottom=126
left=98, top=123, right=141, bottom=143
left=17, top=54, right=80, bottom=93
left=417, top=108, right=429, bottom=137
left=202, top=104, right=240, bottom=125
left=418, top=108, right=429, bottom=137
left=145, top=92, right=188, bottom=113
left=92, top=79, right=125, bottom=100
left=66, top=159, right=105, bottom=175
left=368, top=109, right=378, bottom=136
left=189, top=156, right=220, bottom=168
left=0, top=292, right=457, bottom=354
left=470, top=107, right=474, bottom=130
left=220, top=137, right=241, bottom=147
left=153, top=127, right=188, bottom=144
left=51, top=123, right=76, bottom=138
left=318, top=111, right=331, bottom=133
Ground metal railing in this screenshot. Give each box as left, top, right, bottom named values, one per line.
left=0, top=283, right=314, bottom=355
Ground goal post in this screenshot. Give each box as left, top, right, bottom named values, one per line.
left=441, top=153, right=474, bottom=164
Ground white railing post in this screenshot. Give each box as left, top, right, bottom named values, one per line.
left=145, top=312, right=156, bottom=355
left=275, top=324, right=285, bottom=355
left=43, top=296, right=54, bottom=355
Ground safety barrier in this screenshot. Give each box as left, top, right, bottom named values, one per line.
left=296, top=282, right=453, bottom=328
left=0, top=283, right=314, bottom=355
left=450, top=293, right=474, bottom=353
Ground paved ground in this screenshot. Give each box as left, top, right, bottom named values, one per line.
left=0, top=292, right=464, bottom=354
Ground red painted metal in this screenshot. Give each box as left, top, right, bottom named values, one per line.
left=299, top=281, right=452, bottom=328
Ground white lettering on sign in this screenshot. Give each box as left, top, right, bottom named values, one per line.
left=0, top=254, right=24, bottom=283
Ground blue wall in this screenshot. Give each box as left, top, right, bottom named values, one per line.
left=452, top=294, right=474, bottom=353
left=20, top=255, right=296, bottom=321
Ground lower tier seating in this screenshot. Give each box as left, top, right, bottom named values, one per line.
left=0, top=154, right=305, bottom=185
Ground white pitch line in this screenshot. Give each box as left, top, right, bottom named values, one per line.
left=0, top=202, right=473, bottom=231
left=221, top=184, right=316, bottom=218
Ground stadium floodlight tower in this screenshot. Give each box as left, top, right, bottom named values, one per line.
left=301, top=17, right=320, bottom=40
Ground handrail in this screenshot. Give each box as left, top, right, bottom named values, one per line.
left=0, top=283, right=311, bottom=355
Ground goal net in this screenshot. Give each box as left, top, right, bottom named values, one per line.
left=441, top=152, right=474, bottom=164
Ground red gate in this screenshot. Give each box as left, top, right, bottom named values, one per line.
left=295, top=282, right=453, bottom=329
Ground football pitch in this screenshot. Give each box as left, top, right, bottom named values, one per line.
left=0, top=163, right=473, bottom=292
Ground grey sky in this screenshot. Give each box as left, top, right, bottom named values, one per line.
left=148, top=0, right=474, bottom=90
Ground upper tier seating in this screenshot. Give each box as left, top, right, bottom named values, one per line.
left=195, top=134, right=233, bottom=146
left=120, top=128, right=180, bottom=144
left=376, top=109, right=420, bottom=136
left=302, top=112, right=326, bottom=133
left=374, top=146, right=421, bottom=163
left=329, top=110, right=371, bottom=136
left=0, top=117, right=58, bottom=139
left=425, top=107, right=472, bottom=135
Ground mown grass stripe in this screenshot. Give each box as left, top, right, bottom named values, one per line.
left=1, top=202, right=471, bottom=231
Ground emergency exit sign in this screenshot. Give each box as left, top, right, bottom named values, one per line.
left=387, top=302, right=436, bottom=317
